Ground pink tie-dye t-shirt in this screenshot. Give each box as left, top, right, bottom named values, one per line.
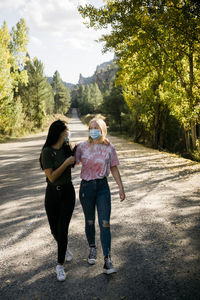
left=75, top=141, right=119, bottom=181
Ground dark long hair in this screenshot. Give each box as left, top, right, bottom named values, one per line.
left=39, top=120, right=68, bottom=169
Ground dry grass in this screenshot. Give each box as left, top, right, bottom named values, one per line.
left=0, top=114, right=69, bottom=144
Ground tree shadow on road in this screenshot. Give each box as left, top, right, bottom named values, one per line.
left=1, top=130, right=200, bottom=300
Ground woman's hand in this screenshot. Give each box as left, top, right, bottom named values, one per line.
left=66, top=156, right=75, bottom=165
left=44, top=156, right=75, bottom=183
left=119, top=188, right=125, bottom=202
left=110, top=166, right=125, bottom=202
left=103, top=138, right=110, bottom=145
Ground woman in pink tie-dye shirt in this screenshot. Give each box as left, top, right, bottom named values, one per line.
left=76, top=117, right=125, bottom=274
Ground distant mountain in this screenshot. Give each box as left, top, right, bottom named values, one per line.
left=46, top=77, right=75, bottom=90
left=46, top=58, right=117, bottom=92
left=63, top=82, right=75, bottom=90
left=78, top=59, right=118, bottom=92
left=96, top=60, right=115, bottom=72
left=78, top=74, right=93, bottom=85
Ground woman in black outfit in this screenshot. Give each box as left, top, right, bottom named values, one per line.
left=39, top=120, right=76, bottom=281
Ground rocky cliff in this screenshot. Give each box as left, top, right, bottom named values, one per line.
left=78, top=59, right=118, bottom=92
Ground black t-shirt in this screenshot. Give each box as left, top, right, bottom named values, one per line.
left=41, top=144, right=72, bottom=186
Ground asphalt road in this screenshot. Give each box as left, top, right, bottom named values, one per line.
left=0, top=109, right=200, bottom=300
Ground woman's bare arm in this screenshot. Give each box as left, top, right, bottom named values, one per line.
left=44, top=156, right=75, bottom=183
left=110, top=166, right=125, bottom=202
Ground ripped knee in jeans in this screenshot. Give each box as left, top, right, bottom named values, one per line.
left=102, top=220, right=110, bottom=227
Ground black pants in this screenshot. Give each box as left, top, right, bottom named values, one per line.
left=45, top=182, right=75, bottom=264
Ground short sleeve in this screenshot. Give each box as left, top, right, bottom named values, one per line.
left=110, top=144, right=119, bottom=167
left=41, top=148, right=54, bottom=170
left=75, top=143, right=82, bottom=163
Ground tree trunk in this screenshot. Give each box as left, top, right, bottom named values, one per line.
left=197, top=124, right=200, bottom=151
left=119, top=115, right=122, bottom=133
left=184, top=128, right=191, bottom=153
left=191, top=120, right=197, bottom=150
left=159, top=106, right=168, bottom=149
left=152, top=104, right=160, bottom=148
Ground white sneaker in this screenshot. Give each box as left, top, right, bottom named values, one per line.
left=103, top=256, right=117, bottom=274
left=56, top=265, right=66, bottom=281
left=88, top=247, right=96, bottom=265
left=66, top=248, right=73, bottom=262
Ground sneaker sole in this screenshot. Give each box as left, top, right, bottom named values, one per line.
left=57, top=276, right=66, bottom=281
left=88, top=258, right=96, bottom=265
left=103, top=268, right=117, bottom=274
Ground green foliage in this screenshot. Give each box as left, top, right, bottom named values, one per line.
left=89, top=83, right=103, bottom=111
left=76, top=83, right=103, bottom=115
left=9, top=18, right=29, bottom=70
left=102, top=84, right=129, bottom=132
left=78, top=0, right=200, bottom=155
left=0, top=20, right=28, bottom=135
left=76, top=85, right=91, bottom=115
left=9, top=18, right=29, bottom=91
left=52, top=71, right=71, bottom=114
left=0, top=23, right=13, bottom=134
left=19, top=57, right=54, bottom=128
left=44, top=80, right=54, bottom=115
left=0, top=18, right=71, bottom=138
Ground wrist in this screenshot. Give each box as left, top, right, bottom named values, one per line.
left=64, top=158, right=69, bottom=166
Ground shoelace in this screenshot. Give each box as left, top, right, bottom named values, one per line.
left=58, top=267, right=65, bottom=277
left=105, top=258, right=113, bottom=268
left=66, top=249, right=72, bottom=256
left=90, top=247, right=96, bottom=258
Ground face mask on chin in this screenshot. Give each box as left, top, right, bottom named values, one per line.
left=89, top=129, right=102, bottom=140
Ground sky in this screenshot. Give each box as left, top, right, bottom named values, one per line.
left=0, top=0, right=114, bottom=84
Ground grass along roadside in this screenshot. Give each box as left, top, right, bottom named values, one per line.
left=0, top=114, right=70, bottom=144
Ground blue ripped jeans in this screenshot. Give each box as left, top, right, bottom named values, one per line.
left=79, top=177, right=111, bottom=257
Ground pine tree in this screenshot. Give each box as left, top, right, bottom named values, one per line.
left=89, top=83, right=103, bottom=112
left=20, top=57, right=53, bottom=128
left=103, top=84, right=129, bottom=133
left=52, top=71, right=71, bottom=114
left=0, top=20, right=28, bottom=135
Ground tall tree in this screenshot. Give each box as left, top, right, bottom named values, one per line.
left=19, top=57, right=53, bottom=128
left=103, top=84, right=129, bottom=133
left=52, top=71, right=71, bottom=114
left=75, top=83, right=103, bottom=115
left=9, top=18, right=29, bottom=93
left=90, top=83, right=103, bottom=112
left=0, top=22, right=14, bottom=134
left=0, top=19, right=28, bottom=135
left=44, top=80, right=55, bottom=115
left=79, top=0, right=200, bottom=153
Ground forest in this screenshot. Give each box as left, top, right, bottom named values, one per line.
left=0, top=19, right=71, bottom=137
left=77, top=0, right=200, bottom=161
left=0, top=0, right=200, bottom=161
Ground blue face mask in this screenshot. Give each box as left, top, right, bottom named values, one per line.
left=89, top=129, right=102, bottom=140
left=65, top=131, right=71, bottom=142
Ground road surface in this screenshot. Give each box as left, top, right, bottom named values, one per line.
left=0, top=109, right=200, bottom=300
